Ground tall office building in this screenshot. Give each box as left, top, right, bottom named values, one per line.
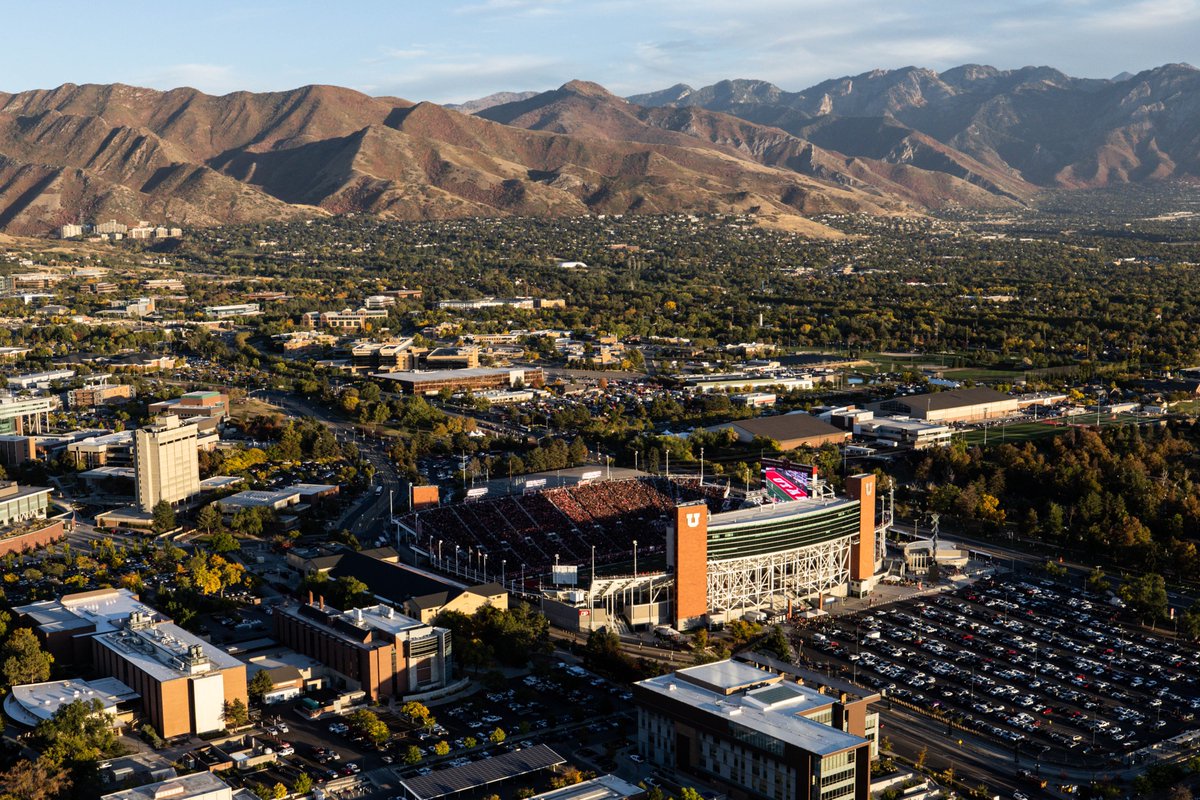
left=134, top=416, right=200, bottom=512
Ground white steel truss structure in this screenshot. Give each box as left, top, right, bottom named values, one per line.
left=706, top=534, right=853, bottom=614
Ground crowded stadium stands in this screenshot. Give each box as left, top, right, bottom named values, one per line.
left=401, top=477, right=729, bottom=582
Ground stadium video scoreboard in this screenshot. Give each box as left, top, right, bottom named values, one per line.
left=761, top=459, right=816, bottom=503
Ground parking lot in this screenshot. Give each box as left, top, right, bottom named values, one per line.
left=218, top=660, right=635, bottom=799
left=800, top=575, right=1200, bottom=767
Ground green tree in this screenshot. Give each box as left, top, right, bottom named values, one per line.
left=1179, top=604, right=1200, bottom=641
left=293, top=773, right=313, bottom=796
left=1120, top=572, right=1169, bottom=623
left=35, top=698, right=121, bottom=774
left=434, top=740, right=450, bottom=756
left=231, top=507, right=264, bottom=537
left=248, top=669, right=275, bottom=703
left=209, top=530, right=241, bottom=554
left=403, top=745, right=422, bottom=765
left=271, top=783, right=288, bottom=800
left=679, top=788, right=704, bottom=800
left=488, top=727, right=506, bottom=745
left=760, top=624, right=792, bottom=661
left=1043, top=560, right=1068, bottom=580
left=151, top=500, right=176, bottom=534
left=196, top=504, right=223, bottom=536
left=464, top=736, right=478, bottom=749
left=1087, top=567, right=1111, bottom=595
left=2, top=627, right=54, bottom=686
left=223, top=699, right=250, bottom=728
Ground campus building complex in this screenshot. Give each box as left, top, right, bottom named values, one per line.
left=635, top=660, right=878, bottom=800
left=15, top=588, right=247, bottom=738
left=273, top=597, right=452, bottom=701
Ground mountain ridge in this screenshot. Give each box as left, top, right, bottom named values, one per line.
left=0, top=64, right=1196, bottom=235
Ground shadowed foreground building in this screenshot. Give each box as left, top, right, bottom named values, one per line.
left=634, top=660, right=878, bottom=800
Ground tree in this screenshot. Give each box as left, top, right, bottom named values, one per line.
left=271, top=783, right=288, bottom=800
left=2, top=627, right=53, bottom=686
left=293, top=773, right=313, bottom=796
left=1087, top=567, right=1111, bottom=595
left=488, top=727, right=506, bottom=745
left=0, top=756, right=72, bottom=800
left=760, top=624, right=792, bottom=661
left=403, top=745, right=422, bottom=765
left=209, top=530, right=241, bottom=554
left=151, top=500, right=176, bottom=534
left=347, top=709, right=390, bottom=744
left=231, top=507, right=264, bottom=537
left=35, top=698, right=121, bottom=772
left=335, top=575, right=370, bottom=607
left=196, top=504, right=223, bottom=536
left=434, top=740, right=450, bottom=756
left=464, top=736, right=478, bottom=749
left=1120, top=572, right=1169, bottom=623
left=1043, top=560, right=1068, bottom=581
left=1179, top=604, right=1200, bottom=641
left=223, top=699, right=250, bottom=728
left=400, top=700, right=432, bottom=726
left=249, top=669, right=275, bottom=703
left=679, top=788, right=703, bottom=800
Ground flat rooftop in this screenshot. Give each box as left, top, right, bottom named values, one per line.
left=638, top=661, right=867, bottom=757
left=708, top=496, right=858, bottom=530
left=16, top=588, right=163, bottom=635
left=217, top=489, right=300, bottom=508
left=398, top=744, right=565, bottom=800
left=530, top=775, right=643, bottom=800
left=94, top=620, right=243, bottom=683
left=8, top=677, right=138, bottom=723
left=101, top=771, right=232, bottom=800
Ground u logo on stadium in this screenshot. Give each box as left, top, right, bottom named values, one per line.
left=686, top=512, right=702, bottom=527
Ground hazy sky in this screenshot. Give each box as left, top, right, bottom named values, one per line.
left=3, top=1, right=1198, bottom=102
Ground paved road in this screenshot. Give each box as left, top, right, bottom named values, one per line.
left=263, top=391, right=403, bottom=548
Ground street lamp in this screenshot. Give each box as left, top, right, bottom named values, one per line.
left=633, top=539, right=638, bottom=576
left=502, top=559, right=506, bottom=586
left=455, top=545, right=461, bottom=574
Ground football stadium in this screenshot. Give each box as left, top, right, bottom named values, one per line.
left=396, top=466, right=888, bottom=632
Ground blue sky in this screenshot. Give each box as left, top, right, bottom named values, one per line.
left=3, top=0, right=1198, bottom=102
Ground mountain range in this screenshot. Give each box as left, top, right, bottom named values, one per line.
left=0, top=63, right=1196, bottom=236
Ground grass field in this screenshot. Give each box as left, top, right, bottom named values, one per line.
left=960, top=413, right=1160, bottom=446
left=941, top=367, right=1027, bottom=382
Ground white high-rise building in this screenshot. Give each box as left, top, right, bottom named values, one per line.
left=133, top=415, right=200, bottom=512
